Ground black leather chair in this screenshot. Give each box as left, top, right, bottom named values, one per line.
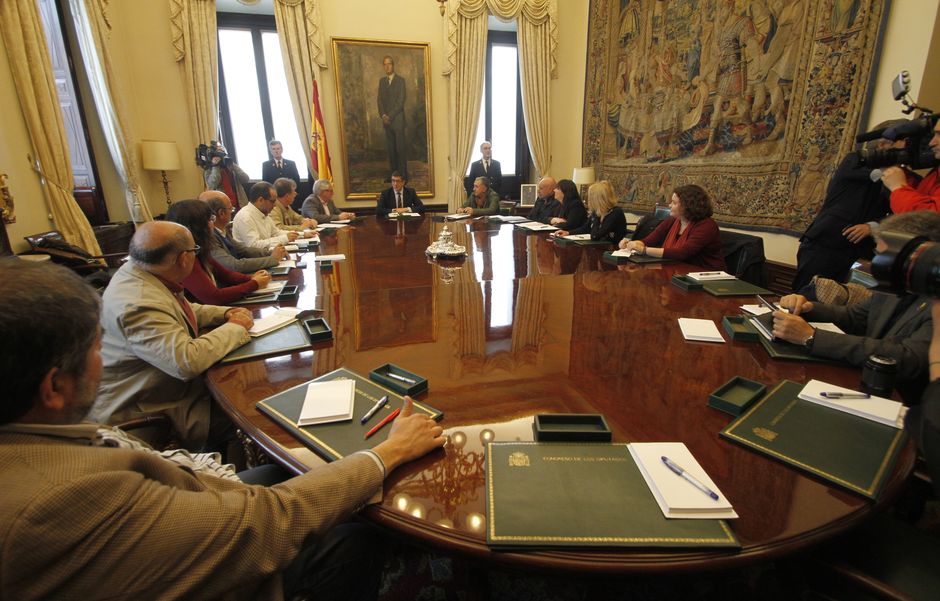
left=719, top=230, right=767, bottom=286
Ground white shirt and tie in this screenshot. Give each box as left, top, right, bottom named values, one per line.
left=231, top=202, right=291, bottom=250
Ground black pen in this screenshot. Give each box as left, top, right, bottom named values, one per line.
left=820, top=392, right=871, bottom=399
left=756, top=294, right=790, bottom=314
left=386, top=372, right=416, bottom=385
left=360, top=395, right=388, bottom=424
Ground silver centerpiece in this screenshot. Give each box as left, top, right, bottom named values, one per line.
left=425, top=224, right=467, bottom=258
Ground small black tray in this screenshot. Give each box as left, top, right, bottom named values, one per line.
left=534, top=414, right=612, bottom=442
left=269, top=266, right=292, bottom=277
left=722, top=315, right=759, bottom=342
left=369, top=363, right=428, bottom=396
left=708, top=376, right=766, bottom=416
left=671, top=274, right=704, bottom=290
left=277, top=285, right=299, bottom=301
left=302, top=317, right=333, bottom=342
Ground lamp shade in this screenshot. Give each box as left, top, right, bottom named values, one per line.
left=141, top=140, right=181, bottom=171
left=572, top=167, right=596, bottom=186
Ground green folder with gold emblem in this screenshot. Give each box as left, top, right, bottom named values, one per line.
left=720, top=380, right=907, bottom=499
left=485, top=442, right=739, bottom=549
left=256, top=367, right=442, bottom=461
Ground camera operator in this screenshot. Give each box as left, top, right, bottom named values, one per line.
left=203, top=141, right=250, bottom=211
left=881, top=118, right=940, bottom=213
left=773, top=211, right=940, bottom=403
left=792, top=119, right=908, bottom=291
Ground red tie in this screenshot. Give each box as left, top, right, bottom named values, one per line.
left=173, top=291, right=198, bottom=335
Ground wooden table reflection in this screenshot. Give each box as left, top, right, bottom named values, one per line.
left=207, top=216, right=914, bottom=575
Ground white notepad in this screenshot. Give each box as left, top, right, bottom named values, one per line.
left=517, top=221, right=558, bottom=231
left=610, top=248, right=639, bottom=257
left=314, top=254, right=346, bottom=262
left=277, top=259, right=297, bottom=268
left=297, top=379, right=356, bottom=426
left=678, top=318, right=725, bottom=343
left=387, top=212, right=421, bottom=218
left=686, top=271, right=735, bottom=281
left=798, top=379, right=905, bottom=428
left=629, top=442, right=737, bottom=519
left=489, top=215, right=529, bottom=223
left=317, top=223, right=348, bottom=229
left=249, top=307, right=302, bottom=337
left=559, top=233, right=592, bottom=240
left=445, top=213, right=471, bottom=220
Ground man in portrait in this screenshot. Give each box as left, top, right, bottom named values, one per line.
left=378, top=55, right=407, bottom=181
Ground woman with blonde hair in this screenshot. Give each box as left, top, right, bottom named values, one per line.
left=555, top=180, right=626, bottom=244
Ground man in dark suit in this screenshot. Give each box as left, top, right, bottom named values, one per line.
left=261, top=139, right=302, bottom=191
left=376, top=172, right=424, bottom=217
left=377, top=56, right=407, bottom=180
left=464, top=141, right=502, bottom=197
left=527, top=176, right=559, bottom=223
left=774, top=211, right=940, bottom=403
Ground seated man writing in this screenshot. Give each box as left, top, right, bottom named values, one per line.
left=0, top=259, right=446, bottom=601
left=90, top=221, right=253, bottom=450
left=772, top=211, right=940, bottom=402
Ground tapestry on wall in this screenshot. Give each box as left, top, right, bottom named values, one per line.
left=582, top=0, right=887, bottom=232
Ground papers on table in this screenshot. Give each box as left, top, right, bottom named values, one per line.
left=331, top=219, right=352, bottom=224
left=559, top=233, right=592, bottom=241
left=445, top=213, right=471, bottom=220
left=284, top=244, right=299, bottom=252
left=255, top=280, right=286, bottom=294
left=249, top=307, right=302, bottom=337
left=277, top=259, right=297, bottom=268
left=610, top=248, right=639, bottom=258
left=516, top=221, right=558, bottom=231
left=798, top=379, right=905, bottom=428
left=489, top=215, right=529, bottom=223
left=387, top=212, right=421, bottom=218
left=810, top=322, right=845, bottom=334
left=297, top=379, right=355, bottom=426
left=317, top=223, right=348, bottom=229
left=678, top=318, right=725, bottom=343
left=741, top=304, right=772, bottom=316
left=629, top=442, right=737, bottom=519
left=686, top=271, right=735, bottom=281
left=314, top=254, right=346, bottom=262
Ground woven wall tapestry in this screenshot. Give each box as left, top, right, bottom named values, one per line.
left=582, top=0, right=887, bottom=232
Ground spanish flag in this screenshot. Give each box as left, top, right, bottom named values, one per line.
left=310, top=80, right=332, bottom=182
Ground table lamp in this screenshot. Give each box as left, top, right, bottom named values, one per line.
left=141, top=140, right=181, bottom=208
left=572, top=166, right=596, bottom=199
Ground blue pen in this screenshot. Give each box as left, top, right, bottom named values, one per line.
left=661, top=456, right=719, bottom=501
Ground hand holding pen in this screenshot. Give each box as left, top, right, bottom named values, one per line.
left=776, top=293, right=814, bottom=317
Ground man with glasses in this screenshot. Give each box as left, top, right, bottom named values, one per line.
left=376, top=171, right=424, bottom=217
left=90, top=221, right=254, bottom=451
left=270, top=178, right=319, bottom=232
left=199, top=190, right=285, bottom=274
left=302, top=179, right=356, bottom=222
left=232, top=181, right=303, bottom=250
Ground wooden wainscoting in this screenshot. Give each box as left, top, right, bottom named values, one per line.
left=765, top=260, right=797, bottom=295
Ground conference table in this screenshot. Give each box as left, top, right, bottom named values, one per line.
left=206, top=215, right=914, bottom=575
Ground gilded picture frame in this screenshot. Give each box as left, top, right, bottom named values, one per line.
left=331, top=38, right=434, bottom=200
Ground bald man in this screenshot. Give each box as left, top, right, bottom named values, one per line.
left=199, top=190, right=285, bottom=274
left=90, top=221, right=253, bottom=450
left=527, top=176, right=560, bottom=223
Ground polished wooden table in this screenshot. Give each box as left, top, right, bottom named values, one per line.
left=207, top=216, right=914, bottom=575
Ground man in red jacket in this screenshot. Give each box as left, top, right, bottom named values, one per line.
left=881, top=118, right=940, bottom=212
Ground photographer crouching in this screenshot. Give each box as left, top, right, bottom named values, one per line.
left=198, top=141, right=250, bottom=211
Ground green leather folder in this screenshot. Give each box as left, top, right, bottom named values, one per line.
left=746, top=313, right=830, bottom=362
left=702, top=279, right=771, bottom=296
left=555, top=236, right=612, bottom=247
left=256, top=367, right=443, bottom=461
left=219, top=321, right=312, bottom=364
left=485, top=442, right=739, bottom=549
left=720, top=381, right=907, bottom=499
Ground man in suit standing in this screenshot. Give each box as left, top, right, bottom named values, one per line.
left=376, top=171, right=424, bottom=217
left=464, top=141, right=502, bottom=197
left=773, top=211, right=940, bottom=403
left=261, top=140, right=302, bottom=192
left=377, top=55, right=407, bottom=180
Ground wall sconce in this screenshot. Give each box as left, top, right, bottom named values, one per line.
left=436, top=0, right=447, bottom=16
left=141, top=140, right=181, bottom=208
left=572, top=166, right=596, bottom=199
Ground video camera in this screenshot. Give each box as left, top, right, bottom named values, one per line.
left=872, top=231, right=940, bottom=299
left=856, top=71, right=940, bottom=170
left=194, top=141, right=230, bottom=168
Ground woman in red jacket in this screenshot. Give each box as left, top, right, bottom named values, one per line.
left=166, top=200, right=271, bottom=304
left=619, top=184, right=726, bottom=270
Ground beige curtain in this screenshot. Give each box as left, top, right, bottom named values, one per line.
left=170, top=0, right=218, bottom=144
left=445, top=0, right=557, bottom=207
left=71, top=0, right=154, bottom=222
left=273, top=0, right=327, bottom=177
left=0, top=0, right=102, bottom=254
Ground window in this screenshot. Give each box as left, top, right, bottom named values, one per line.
left=469, top=30, right=530, bottom=188
left=217, top=14, right=306, bottom=180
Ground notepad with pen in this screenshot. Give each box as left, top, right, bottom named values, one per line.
left=256, top=368, right=443, bottom=461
